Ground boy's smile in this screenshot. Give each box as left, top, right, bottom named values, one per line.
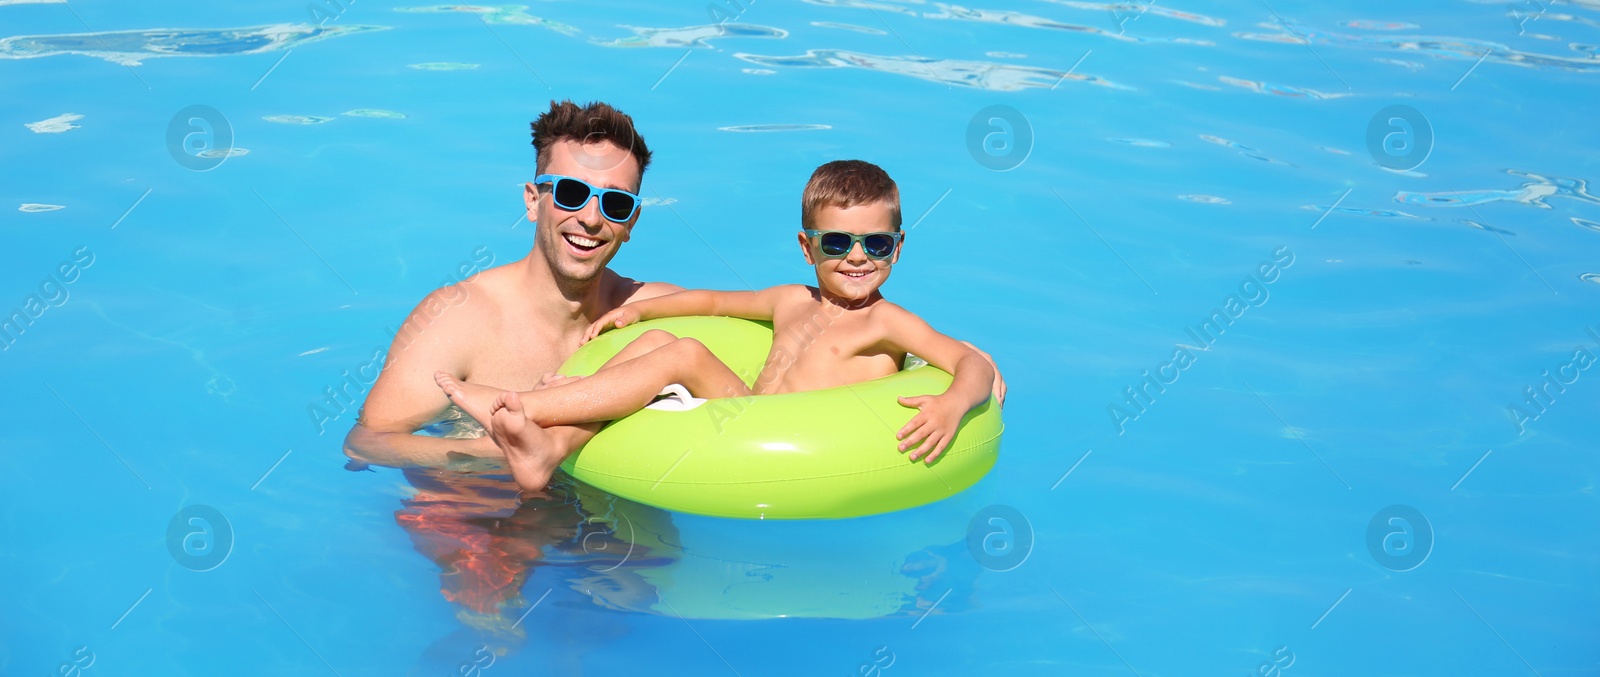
left=799, top=201, right=902, bottom=302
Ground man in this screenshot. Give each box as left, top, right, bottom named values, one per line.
left=345, top=100, right=1004, bottom=490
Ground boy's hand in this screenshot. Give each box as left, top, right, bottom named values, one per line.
left=582, top=307, right=641, bottom=344
left=895, top=394, right=965, bottom=463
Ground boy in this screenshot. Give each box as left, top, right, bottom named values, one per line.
left=436, top=160, right=995, bottom=490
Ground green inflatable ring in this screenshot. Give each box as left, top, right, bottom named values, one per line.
left=555, top=316, right=1004, bottom=519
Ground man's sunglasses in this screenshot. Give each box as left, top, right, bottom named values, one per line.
left=804, top=229, right=903, bottom=260
left=533, top=174, right=641, bottom=223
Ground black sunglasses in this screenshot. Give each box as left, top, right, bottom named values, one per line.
left=804, top=229, right=903, bottom=260
left=534, top=174, right=641, bottom=223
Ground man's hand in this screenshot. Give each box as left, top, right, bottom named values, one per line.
left=960, top=341, right=1005, bottom=407
left=895, top=394, right=967, bottom=463
left=582, top=306, right=642, bottom=344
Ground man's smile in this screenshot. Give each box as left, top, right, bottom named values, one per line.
left=562, top=232, right=607, bottom=253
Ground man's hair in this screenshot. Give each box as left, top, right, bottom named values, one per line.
left=801, top=160, right=902, bottom=230
left=530, top=100, right=652, bottom=182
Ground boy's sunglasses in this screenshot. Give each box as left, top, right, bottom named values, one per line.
left=534, top=174, right=641, bottom=223
left=804, top=229, right=903, bottom=260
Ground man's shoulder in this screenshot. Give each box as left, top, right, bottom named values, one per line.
left=616, top=275, right=684, bottom=305
left=411, top=265, right=510, bottom=328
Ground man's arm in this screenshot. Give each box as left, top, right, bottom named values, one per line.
left=343, top=287, right=500, bottom=467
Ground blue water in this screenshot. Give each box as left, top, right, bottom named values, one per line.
left=4, top=1, right=1598, bottom=675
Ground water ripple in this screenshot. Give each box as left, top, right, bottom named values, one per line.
left=926, top=4, right=1214, bottom=45
left=801, top=0, right=922, bottom=15
left=395, top=5, right=578, bottom=35
left=408, top=61, right=479, bottom=70
left=1036, top=1, right=1226, bottom=27
left=0, top=23, right=386, bottom=65
left=25, top=113, right=81, bottom=133
left=718, top=124, right=833, bottom=132
left=1110, top=138, right=1171, bottom=148
left=593, top=23, right=787, bottom=48
left=1236, top=19, right=1600, bottom=73
left=1302, top=205, right=1427, bottom=219
left=1343, top=20, right=1421, bottom=30
left=1394, top=170, right=1600, bottom=210
left=1217, top=75, right=1352, bottom=99
left=811, top=21, right=886, bottom=34
left=734, top=48, right=1130, bottom=90
left=1200, top=135, right=1296, bottom=167
left=263, top=115, right=335, bottom=125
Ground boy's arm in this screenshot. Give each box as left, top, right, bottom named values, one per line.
left=584, top=286, right=798, bottom=342
left=881, top=305, right=997, bottom=463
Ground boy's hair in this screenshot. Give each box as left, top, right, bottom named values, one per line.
left=801, top=160, right=902, bottom=231
left=530, top=100, right=653, bottom=180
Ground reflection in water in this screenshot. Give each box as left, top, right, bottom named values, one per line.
left=394, top=5, right=579, bottom=35
left=263, top=115, right=335, bottom=125
left=591, top=23, right=787, bottom=49
left=1199, top=134, right=1297, bottom=168
left=735, top=48, right=1130, bottom=90
left=408, top=61, right=480, bottom=70
left=1375, top=57, right=1425, bottom=70
left=718, top=124, right=833, bottom=132
left=1458, top=220, right=1518, bottom=236
left=25, top=113, right=81, bottom=134
left=924, top=3, right=1215, bottom=45
left=379, top=417, right=973, bottom=655
left=1394, top=170, right=1600, bottom=210
left=1110, top=138, right=1171, bottom=148
left=1342, top=20, right=1421, bottom=30
left=1216, top=75, right=1351, bottom=99
left=1037, top=0, right=1226, bottom=27
left=801, top=0, right=922, bottom=15
left=1235, top=18, right=1600, bottom=73
left=0, top=23, right=386, bottom=65
left=1300, top=204, right=1427, bottom=219
left=811, top=21, right=888, bottom=34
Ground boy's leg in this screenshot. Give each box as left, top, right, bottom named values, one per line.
left=493, top=337, right=750, bottom=427
left=434, top=329, right=681, bottom=425
left=500, top=420, right=599, bottom=492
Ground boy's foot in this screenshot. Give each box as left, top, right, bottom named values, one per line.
left=488, top=391, right=562, bottom=491
left=434, top=371, right=502, bottom=427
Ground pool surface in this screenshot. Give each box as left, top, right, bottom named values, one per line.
left=4, top=0, right=1598, bottom=675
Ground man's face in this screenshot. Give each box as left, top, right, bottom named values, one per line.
left=524, top=139, right=643, bottom=285
left=798, top=201, right=901, bottom=302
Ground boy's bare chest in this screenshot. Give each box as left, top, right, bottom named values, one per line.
left=760, top=306, right=898, bottom=390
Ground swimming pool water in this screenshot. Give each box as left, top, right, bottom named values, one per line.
left=3, top=0, right=1597, bottom=675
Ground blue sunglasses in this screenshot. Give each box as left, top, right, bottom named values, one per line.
left=534, top=174, right=641, bottom=223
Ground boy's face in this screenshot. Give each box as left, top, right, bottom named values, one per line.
left=797, top=200, right=901, bottom=302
